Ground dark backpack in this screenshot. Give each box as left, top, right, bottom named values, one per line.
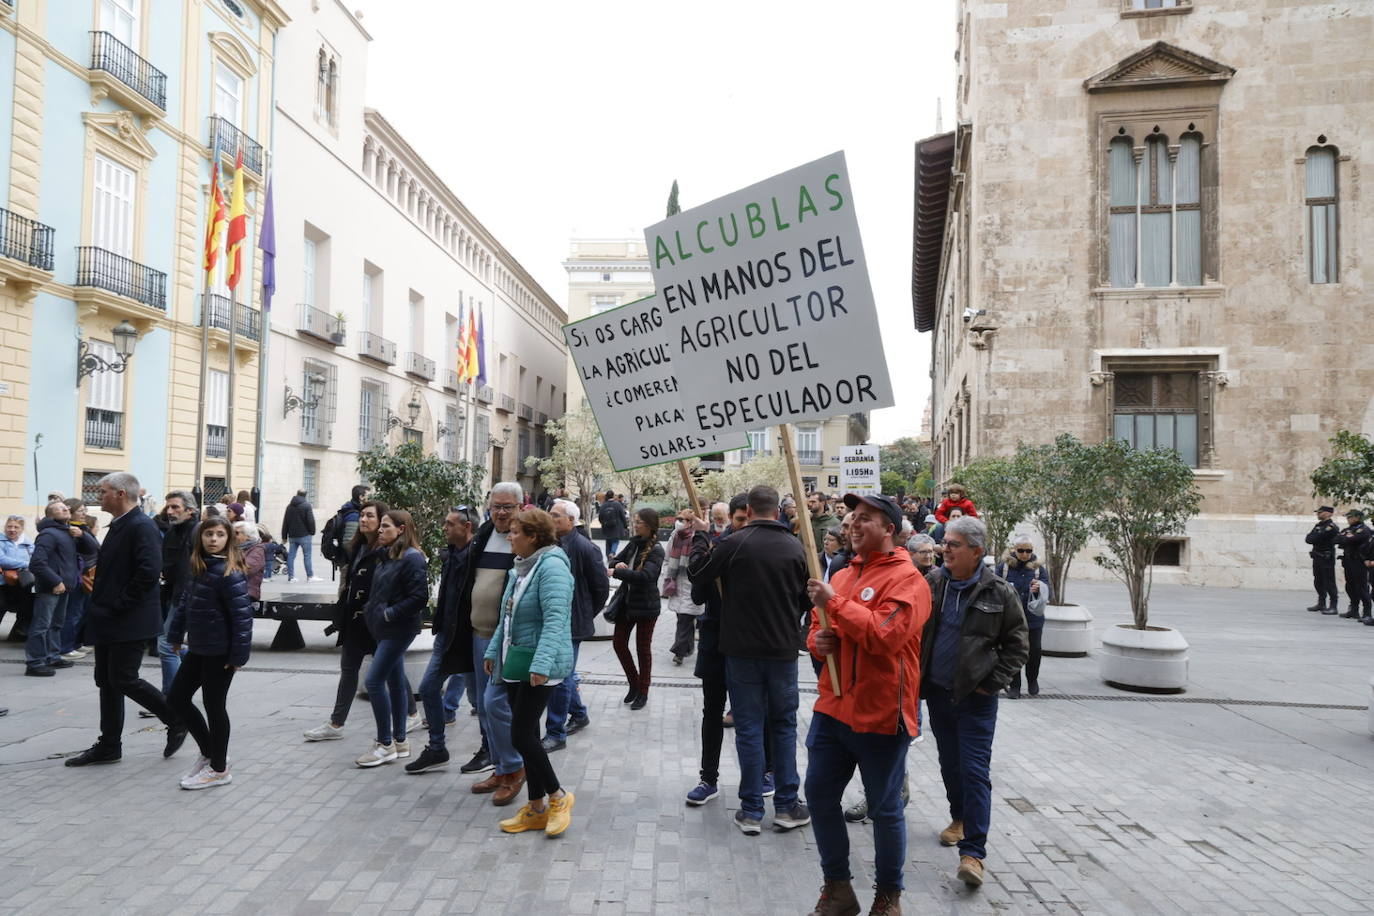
left=320, top=511, right=345, bottom=562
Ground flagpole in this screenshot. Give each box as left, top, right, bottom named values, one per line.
left=194, top=145, right=221, bottom=509
left=253, top=161, right=271, bottom=510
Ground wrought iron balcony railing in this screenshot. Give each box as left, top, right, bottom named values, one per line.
left=208, top=115, right=264, bottom=176
left=201, top=294, right=260, bottom=342
left=300, top=421, right=332, bottom=448
left=498, top=394, right=516, bottom=413
left=517, top=403, right=533, bottom=421
left=84, top=408, right=123, bottom=450
left=298, top=304, right=344, bottom=344
left=206, top=424, right=227, bottom=458
left=798, top=449, right=823, bottom=465
left=476, top=385, right=494, bottom=404
left=535, top=411, right=549, bottom=426
left=404, top=352, right=436, bottom=381
left=444, top=369, right=459, bottom=391
left=740, top=448, right=773, bottom=462
left=0, top=207, right=55, bottom=270
left=75, top=247, right=166, bottom=310
left=89, top=31, right=167, bottom=110
left=358, top=331, right=396, bottom=365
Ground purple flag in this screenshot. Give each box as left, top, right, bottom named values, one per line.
left=258, top=177, right=276, bottom=311
left=476, top=307, right=487, bottom=385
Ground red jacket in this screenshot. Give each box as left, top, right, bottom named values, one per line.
left=808, top=549, right=931, bottom=736
left=934, top=497, right=979, bottom=523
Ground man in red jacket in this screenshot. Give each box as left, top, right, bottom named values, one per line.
left=803, top=492, right=932, bottom=916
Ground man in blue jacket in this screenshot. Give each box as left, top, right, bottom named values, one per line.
left=66, top=472, right=187, bottom=767
left=542, top=499, right=610, bottom=752
left=27, top=501, right=81, bottom=676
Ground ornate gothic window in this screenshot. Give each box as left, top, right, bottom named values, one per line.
left=1107, top=130, right=1203, bottom=287
left=1097, top=356, right=1224, bottom=469
left=1305, top=145, right=1339, bottom=284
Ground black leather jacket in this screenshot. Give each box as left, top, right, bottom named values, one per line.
left=921, top=566, right=1029, bottom=703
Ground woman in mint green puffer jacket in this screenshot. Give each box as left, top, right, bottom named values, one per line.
left=483, top=509, right=577, bottom=837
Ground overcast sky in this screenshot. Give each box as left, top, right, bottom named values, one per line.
left=359, top=0, right=956, bottom=444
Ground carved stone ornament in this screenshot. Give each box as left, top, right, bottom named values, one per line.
left=1089, top=371, right=1116, bottom=387
left=1084, top=41, right=1235, bottom=93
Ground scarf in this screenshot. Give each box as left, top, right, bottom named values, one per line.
left=669, top=526, right=692, bottom=559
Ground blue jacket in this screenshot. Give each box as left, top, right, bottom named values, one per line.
left=30, top=518, right=81, bottom=592
left=485, top=547, right=574, bottom=681
left=561, top=528, right=610, bottom=640
left=995, top=553, right=1051, bottom=632
left=87, top=507, right=165, bottom=644
left=166, top=556, right=254, bottom=667
left=0, top=534, right=34, bottom=570
left=364, top=547, right=428, bottom=640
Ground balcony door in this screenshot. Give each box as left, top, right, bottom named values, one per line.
left=99, top=0, right=139, bottom=50
left=92, top=154, right=135, bottom=257
left=85, top=340, right=125, bottom=450
left=214, top=61, right=244, bottom=129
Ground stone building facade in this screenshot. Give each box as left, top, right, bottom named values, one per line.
left=913, top=0, right=1371, bottom=588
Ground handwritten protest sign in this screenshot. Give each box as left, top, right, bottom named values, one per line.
left=642, top=151, right=895, bottom=437
left=565, top=296, right=747, bottom=471
left=840, top=444, right=881, bottom=496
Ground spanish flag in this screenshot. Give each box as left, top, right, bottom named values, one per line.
left=463, top=312, right=480, bottom=382
left=202, top=157, right=228, bottom=282
left=225, top=150, right=247, bottom=290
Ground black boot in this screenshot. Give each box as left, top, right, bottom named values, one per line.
left=1307, top=603, right=1325, bottom=612
left=1340, top=608, right=1360, bottom=619
left=1321, top=607, right=1338, bottom=615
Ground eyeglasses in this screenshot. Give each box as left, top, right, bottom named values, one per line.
left=943, top=540, right=966, bottom=550
left=489, top=503, right=519, bottom=513
left=1015, top=548, right=1033, bottom=555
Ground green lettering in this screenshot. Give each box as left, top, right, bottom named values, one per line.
left=770, top=196, right=790, bottom=231
left=674, top=230, right=693, bottom=262
left=654, top=235, right=675, bottom=268
left=745, top=202, right=766, bottom=239
left=797, top=185, right=819, bottom=220
left=695, top=219, right=715, bottom=254
left=824, top=173, right=844, bottom=211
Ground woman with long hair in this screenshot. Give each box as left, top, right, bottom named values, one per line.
left=355, top=509, right=427, bottom=767
left=483, top=508, right=576, bottom=836
left=609, top=508, right=664, bottom=711
left=166, top=517, right=254, bottom=790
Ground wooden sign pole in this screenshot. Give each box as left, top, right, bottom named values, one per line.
left=779, top=423, right=842, bottom=697
left=676, top=460, right=703, bottom=518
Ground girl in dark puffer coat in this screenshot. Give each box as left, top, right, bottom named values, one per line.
left=167, top=517, right=254, bottom=790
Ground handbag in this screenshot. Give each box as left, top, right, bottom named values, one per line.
left=501, top=644, right=535, bottom=682
left=3, top=568, right=34, bottom=589
left=602, top=586, right=626, bottom=623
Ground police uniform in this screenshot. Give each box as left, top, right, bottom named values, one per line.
left=1334, top=512, right=1372, bottom=619
left=1304, top=507, right=1339, bottom=612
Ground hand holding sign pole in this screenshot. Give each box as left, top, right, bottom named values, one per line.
left=779, top=423, right=842, bottom=697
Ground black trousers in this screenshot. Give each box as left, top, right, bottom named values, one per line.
left=167, top=652, right=236, bottom=771
left=1312, top=557, right=1338, bottom=606
left=1010, top=628, right=1043, bottom=691
left=506, top=682, right=559, bottom=799
left=1342, top=562, right=1372, bottom=614
left=93, top=639, right=179, bottom=747
left=699, top=672, right=728, bottom=785
left=671, top=614, right=697, bottom=658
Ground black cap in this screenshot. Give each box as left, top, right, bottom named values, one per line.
left=1317, top=506, right=1334, bottom=513
left=1346, top=509, right=1365, bottom=520
left=842, top=492, right=904, bottom=531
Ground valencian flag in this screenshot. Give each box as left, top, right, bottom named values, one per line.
left=475, top=307, right=487, bottom=386
left=455, top=305, right=472, bottom=381
left=225, top=150, right=247, bottom=290
left=202, top=144, right=228, bottom=282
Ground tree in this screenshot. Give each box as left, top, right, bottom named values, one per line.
left=1311, top=429, right=1374, bottom=509
left=697, top=453, right=792, bottom=507
left=357, top=441, right=486, bottom=585
left=1014, top=434, right=1107, bottom=605
left=666, top=179, right=681, bottom=217
left=951, top=455, right=1032, bottom=559
left=880, top=437, right=931, bottom=489
left=880, top=470, right=911, bottom=498
left=525, top=404, right=612, bottom=523
left=1089, top=439, right=1202, bottom=629
left=616, top=460, right=688, bottom=510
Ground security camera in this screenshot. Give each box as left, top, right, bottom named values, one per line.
left=962, top=308, right=986, bottom=324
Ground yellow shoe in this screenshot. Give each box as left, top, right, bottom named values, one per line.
left=499, top=803, right=548, bottom=834
left=544, top=790, right=575, bottom=837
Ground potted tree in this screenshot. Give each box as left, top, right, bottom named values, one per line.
left=952, top=455, right=1031, bottom=563
left=1091, top=439, right=1202, bottom=692
left=1015, top=435, right=1104, bottom=657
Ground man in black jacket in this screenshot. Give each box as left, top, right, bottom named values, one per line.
left=1336, top=509, right=1372, bottom=620
left=688, top=485, right=811, bottom=836
left=921, top=514, right=1028, bottom=888
left=155, top=490, right=198, bottom=693
left=1305, top=506, right=1340, bottom=613
left=26, top=501, right=80, bottom=676
left=281, top=489, right=319, bottom=582
left=66, top=472, right=186, bottom=767
left=597, top=490, right=628, bottom=562
left=542, top=499, right=610, bottom=751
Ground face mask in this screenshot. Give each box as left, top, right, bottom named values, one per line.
left=673, top=520, right=685, bottom=532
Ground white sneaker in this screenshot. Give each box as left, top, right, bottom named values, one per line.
left=180, top=766, right=233, bottom=790
left=61, top=649, right=87, bottom=660
left=303, top=722, right=344, bottom=741
left=287, top=577, right=296, bottom=583
left=307, top=577, right=324, bottom=582
left=406, top=712, right=420, bottom=732
left=393, top=740, right=411, bottom=758
left=355, top=742, right=397, bottom=768
left=185, top=754, right=210, bottom=780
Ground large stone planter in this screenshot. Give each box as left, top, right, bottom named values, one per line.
left=1042, top=603, right=1094, bottom=657
left=1099, top=624, right=1188, bottom=693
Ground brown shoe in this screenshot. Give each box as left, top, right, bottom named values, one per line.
left=939, top=819, right=964, bottom=846
left=807, top=879, right=859, bottom=916
left=491, top=767, right=525, bottom=806
left=471, top=771, right=502, bottom=794
left=869, top=885, right=901, bottom=915
left=957, top=855, right=984, bottom=887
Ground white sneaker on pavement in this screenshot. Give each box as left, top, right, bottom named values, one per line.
left=61, top=650, right=87, bottom=660
left=307, top=576, right=324, bottom=582
left=355, top=742, right=397, bottom=768
left=185, top=754, right=210, bottom=780
left=303, top=722, right=344, bottom=741
left=180, top=766, right=233, bottom=790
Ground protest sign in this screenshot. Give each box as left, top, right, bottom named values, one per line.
left=840, top=444, right=881, bottom=496
left=642, top=151, right=895, bottom=437
left=564, top=296, right=746, bottom=472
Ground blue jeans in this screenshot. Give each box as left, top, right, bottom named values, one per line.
left=60, top=588, right=88, bottom=654
left=805, top=711, right=910, bottom=888
left=473, top=635, right=522, bottom=774
left=287, top=536, right=314, bottom=579
left=365, top=636, right=415, bottom=745
left=544, top=641, right=587, bottom=741
left=27, top=591, right=68, bottom=668
left=925, top=686, right=999, bottom=860
left=724, top=655, right=800, bottom=817
left=419, top=631, right=466, bottom=751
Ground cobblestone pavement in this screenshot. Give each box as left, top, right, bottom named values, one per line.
left=1, top=579, right=1371, bottom=915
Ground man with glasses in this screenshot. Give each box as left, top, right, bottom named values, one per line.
left=407, top=506, right=477, bottom=774
left=436, top=482, right=526, bottom=806
left=994, top=535, right=1051, bottom=699
left=921, top=514, right=1027, bottom=889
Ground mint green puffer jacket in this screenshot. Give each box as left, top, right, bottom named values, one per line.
left=485, top=546, right=574, bottom=681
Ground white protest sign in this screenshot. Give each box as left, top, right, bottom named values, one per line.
left=642, top=151, right=895, bottom=437
left=564, top=296, right=747, bottom=471
left=840, top=444, right=881, bottom=496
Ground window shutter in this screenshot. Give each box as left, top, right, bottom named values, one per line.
left=93, top=154, right=135, bottom=257
left=85, top=341, right=124, bottom=411
left=99, top=0, right=139, bottom=50
left=302, top=238, right=316, bottom=306
left=208, top=369, right=229, bottom=426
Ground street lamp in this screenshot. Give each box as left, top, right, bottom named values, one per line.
left=283, top=373, right=326, bottom=418
left=488, top=425, right=512, bottom=449
left=386, top=391, right=423, bottom=430
left=75, top=321, right=139, bottom=386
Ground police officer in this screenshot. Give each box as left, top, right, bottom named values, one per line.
left=1334, top=510, right=1371, bottom=620
left=1305, top=506, right=1339, bottom=613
